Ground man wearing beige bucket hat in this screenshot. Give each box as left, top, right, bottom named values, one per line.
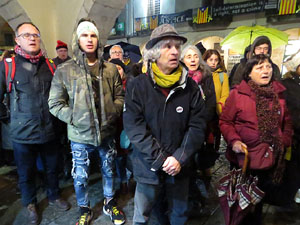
left=123, top=24, right=207, bottom=224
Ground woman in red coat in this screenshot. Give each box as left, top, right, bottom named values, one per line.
left=220, top=54, right=293, bottom=225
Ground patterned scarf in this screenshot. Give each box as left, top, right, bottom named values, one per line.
left=15, top=45, right=44, bottom=63
left=188, top=70, right=203, bottom=84
left=248, top=80, right=285, bottom=184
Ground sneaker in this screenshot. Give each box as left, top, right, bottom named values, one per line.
left=76, top=208, right=93, bottom=225
left=295, top=189, right=300, bottom=203
left=103, top=199, right=125, bottom=225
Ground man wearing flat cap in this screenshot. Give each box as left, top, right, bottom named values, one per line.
left=123, top=24, right=207, bottom=224
left=48, top=18, right=125, bottom=225
left=53, top=40, right=71, bottom=66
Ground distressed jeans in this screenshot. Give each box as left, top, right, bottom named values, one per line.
left=70, top=139, right=116, bottom=208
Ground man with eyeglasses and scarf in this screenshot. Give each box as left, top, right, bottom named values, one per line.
left=0, top=22, right=70, bottom=225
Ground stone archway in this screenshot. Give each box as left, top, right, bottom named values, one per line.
left=0, top=0, right=31, bottom=31
left=76, top=0, right=128, bottom=46
left=0, top=0, right=128, bottom=57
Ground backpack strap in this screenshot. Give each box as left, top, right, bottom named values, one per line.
left=4, top=57, right=16, bottom=93
left=45, top=58, right=56, bottom=76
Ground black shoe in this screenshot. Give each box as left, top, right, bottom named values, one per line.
left=76, top=208, right=93, bottom=225
left=103, top=199, right=125, bottom=225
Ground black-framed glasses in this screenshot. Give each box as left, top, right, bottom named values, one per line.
left=17, top=33, right=41, bottom=40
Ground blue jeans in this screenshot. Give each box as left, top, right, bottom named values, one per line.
left=71, top=139, right=116, bottom=208
left=13, top=140, right=60, bottom=206
left=133, top=176, right=189, bottom=225
left=115, top=155, right=128, bottom=183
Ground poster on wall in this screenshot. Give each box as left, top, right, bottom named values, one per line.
left=227, top=54, right=242, bottom=74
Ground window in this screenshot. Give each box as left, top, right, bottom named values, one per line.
left=147, top=0, right=160, bottom=16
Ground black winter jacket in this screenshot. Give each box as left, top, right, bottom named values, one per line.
left=199, top=74, right=216, bottom=123
left=123, top=67, right=207, bottom=184
left=281, top=72, right=300, bottom=141
left=0, top=55, right=56, bottom=144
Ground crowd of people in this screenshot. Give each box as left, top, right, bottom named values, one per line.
left=0, top=18, right=300, bottom=225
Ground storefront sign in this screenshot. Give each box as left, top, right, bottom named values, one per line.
left=227, top=54, right=242, bottom=74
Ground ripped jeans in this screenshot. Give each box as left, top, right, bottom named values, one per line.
left=70, top=139, right=116, bottom=208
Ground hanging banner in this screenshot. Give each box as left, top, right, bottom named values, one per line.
left=135, top=10, right=192, bottom=32
left=279, top=0, right=297, bottom=15
left=150, top=15, right=158, bottom=30
left=193, top=7, right=213, bottom=24
left=134, top=18, right=141, bottom=32
left=159, top=9, right=192, bottom=25
left=212, top=0, right=265, bottom=17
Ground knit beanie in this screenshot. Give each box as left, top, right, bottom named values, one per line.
left=76, top=21, right=99, bottom=39
left=56, top=40, right=68, bottom=50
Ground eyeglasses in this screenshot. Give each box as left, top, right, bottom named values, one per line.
left=111, top=51, right=123, bottom=55
left=17, top=33, right=41, bottom=40
left=255, top=47, right=268, bottom=51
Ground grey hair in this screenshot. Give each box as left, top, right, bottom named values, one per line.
left=181, top=44, right=211, bottom=78
left=180, top=45, right=201, bottom=61
left=109, top=44, right=124, bottom=56
left=143, top=39, right=183, bottom=65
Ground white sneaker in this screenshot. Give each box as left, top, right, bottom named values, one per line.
left=294, top=189, right=300, bottom=203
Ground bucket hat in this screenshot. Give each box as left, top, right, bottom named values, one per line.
left=145, top=24, right=187, bottom=50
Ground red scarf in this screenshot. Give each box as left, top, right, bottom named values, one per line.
left=14, top=45, right=44, bottom=63
left=248, top=80, right=285, bottom=184
left=188, top=70, right=203, bottom=84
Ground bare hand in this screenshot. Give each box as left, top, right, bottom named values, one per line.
left=232, top=141, right=247, bottom=153
left=162, top=156, right=181, bottom=176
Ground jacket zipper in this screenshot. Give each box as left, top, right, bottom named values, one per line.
left=82, top=54, right=100, bottom=146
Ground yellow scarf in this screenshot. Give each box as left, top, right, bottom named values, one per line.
left=152, top=62, right=182, bottom=88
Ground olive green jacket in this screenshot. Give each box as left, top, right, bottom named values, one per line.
left=48, top=32, right=124, bottom=146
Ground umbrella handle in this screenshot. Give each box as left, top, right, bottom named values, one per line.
left=241, top=146, right=248, bottom=174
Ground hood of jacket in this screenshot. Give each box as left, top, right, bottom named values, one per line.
left=250, top=36, right=272, bottom=57
left=71, top=30, right=104, bottom=68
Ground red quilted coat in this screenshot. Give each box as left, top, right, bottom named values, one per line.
left=219, top=80, right=293, bottom=165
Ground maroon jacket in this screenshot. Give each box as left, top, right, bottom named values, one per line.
left=220, top=80, right=293, bottom=164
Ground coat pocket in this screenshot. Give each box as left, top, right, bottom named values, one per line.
left=237, top=143, right=275, bottom=170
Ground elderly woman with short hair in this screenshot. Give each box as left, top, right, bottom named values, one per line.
left=220, top=54, right=293, bottom=225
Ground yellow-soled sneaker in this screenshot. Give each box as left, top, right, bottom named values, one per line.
left=103, top=199, right=125, bottom=225
left=76, top=208, right=93, bottom=225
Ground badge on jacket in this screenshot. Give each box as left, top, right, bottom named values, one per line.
left=176, top=106, right=183, bottom=113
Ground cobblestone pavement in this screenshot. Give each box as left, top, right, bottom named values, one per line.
left=1, top=153, right=300, bottom=225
